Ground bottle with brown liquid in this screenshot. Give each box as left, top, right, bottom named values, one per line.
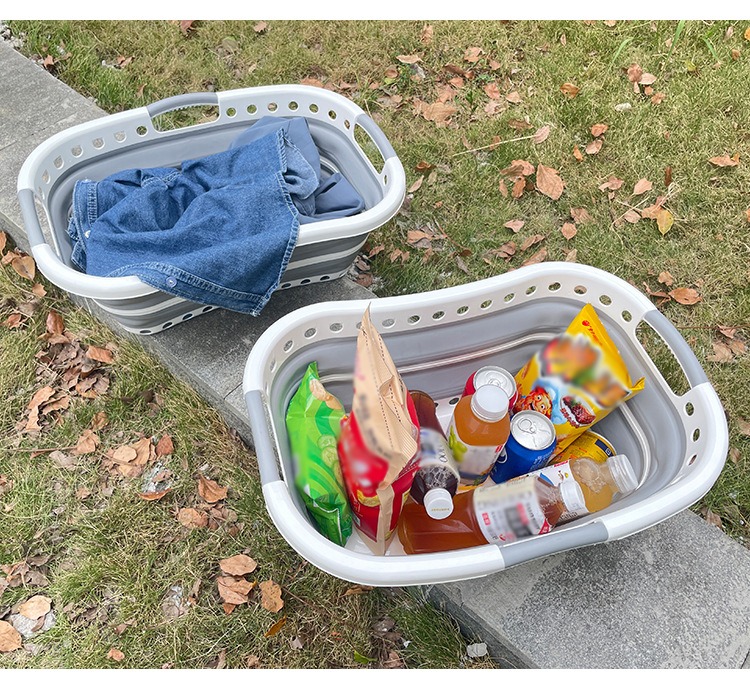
left=410, top=390, right=460, bottom=520
left=397, top=453, right=638, bottom=554
left=447, top=384, right=511, bottom=489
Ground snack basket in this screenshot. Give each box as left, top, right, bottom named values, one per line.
left=243, top=262, right=728, bottom=587
left=16, top=85, right=405, bottom=334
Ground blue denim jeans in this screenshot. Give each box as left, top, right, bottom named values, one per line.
left=68, top=118, right=364, bottom=314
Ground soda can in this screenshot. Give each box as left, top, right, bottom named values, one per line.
left=489, top=410, right=557, bottom=484
left=462, top=365, right=518, bottom=410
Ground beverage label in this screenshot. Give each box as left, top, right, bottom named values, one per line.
left=447, top=420, right=503, bottom=488
left=473, top=476, right=550, bottom=544
left=418, top=428, right=460, bottom=476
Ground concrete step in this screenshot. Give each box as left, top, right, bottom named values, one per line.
left=1, top=39, right=749, bottom=669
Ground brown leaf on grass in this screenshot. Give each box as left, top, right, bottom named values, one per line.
left=633, top=178, right=653, bottom=195
left=656, top=208, right=675, bottom=235
left=627, top=63, right=643, bottom=83
left=46, top=310, right=65, bottom=336
left=658, top=271, right=675, bottom=286
left=520, top=234, right=545, bottom=252
left=219, top=554, right=258, bottom=577
left=738, top=418, right=750, bottom=437
left=253, top=21, right=268, bottom=33
left=535, top=164, right=564, bottom=200
left=110, top=445, right=138, bottom=465
left=32, top=282, right=47, bottom=298
left=708, top=154, right=740, bottom=167
left=707, top=341, right=734, bottom=363
left=532, top=125, right=550, bottom=144
left=570, top=207, right=593, bottom=224
left=397, top=54, right=421, bottom=64
left=573, top=145, right=584, bottom=162
left=463, top=46, right=483, bottom=63
left=704, top=509, right=723, bottom=530
left=138, top=489, right=171, bottom=501
left=341, top=585, right=375, bottom=597
left=501, top=159, right=535, bottom=179
left=560, top=82, right=580, bottom=98
left=407, top=176, right=424, bottom=194
left=561, top=223, right=578, bottom=240
left=259, top=580, right=284, bottom=613
left=3, top=313, right=22, bottom=329
left=729, top=447, right=742, bottom=464
left=198, top=475, right=227, bottom=504
left=155, top=434, right=174, bottom=457
left=669, top=287, right=701, bottom=305
left=18, top=595, right=52, bottom=620
left=23, top=385, right=56, bottom=432
left=623, top=209, right=641, bottom=224
left=86, top=346, right=115, bottom=364
left=217, top=575, right=256, bottom=606
left=505, top=91, right=522, bottom=104
left=585, top=138, right=603, bottom=155
left=0, top=621, right=22, bottom=652
left=420, top=24, right=433, bottom=45
left=522, top=247, right=548, bottom=267
left=598, top=176, right=624, bottom=191
left=264, top=616, right=287, bottom=638
left=639, top=72, right=657, bottom=86
left=511, top=178, right=527, bottom=199
left=591, top=123, right=609, bottom=137
left=504, top=219, right=525, bottom=233
left=486, top=242, right=517, bottom=261
left=651, top=92, right=666, bottom=105
left=11, top=255, right=35, bottom=281
left=49, top=450, right=77, bottom=470
left=177, top=507, right=208, bottom=529
left=414, top=99, right=458, bottom=126
left=107, top=647, right=125, bottom=662
left=483, top=82, right=501, bottom=99
left=0, top=231, right=6, bottom=254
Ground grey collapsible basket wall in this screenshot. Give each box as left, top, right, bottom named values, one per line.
left=243, top=262, right=728, bottom=587
left=16, top=85, right=405, bottom=334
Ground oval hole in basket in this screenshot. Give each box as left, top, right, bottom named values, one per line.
left=300, top=279, right=311, bottom=285
left=288, top=101, right=299, bottom=111
left=480, top=299, right=493, bottom=310
left=53, top=156, right=64, bottom=169
left=685, top=402, right=694, bottom=416
left=382, top=318, right=395, bottom=329
left=688, top=454, right=698, bottom=466
left=432, top=310, right=445, bottom=320
left=284, top=340, right=294, bottom=352
left=329, top=322, right=343, bottom=333
left=226, top=107, right=237, bottom=117
left=269, top=358, right=276, bottom=373
left=267, top=102, right=278, bottom=112
left=162, top=322, right=173, bottom=329
left=692, top=428, right=700, bottom=442
left=344, top=119, right=351, bottom=129
left=449, top=397, right=460, bottom=405
left=574, top=285, right=587, bottom=295
left=139, top=329, right=151, bottom=335
left=457, top=306, right=469, bottom=315
left=548, top=282, right=561, bottom=292
left=92, top=137, right=104, bottom=149
left=182, top=313, right=193, bottom=321
left=309, top=103, right=319, bottom=113
left=304, top=327, right=317, bottom=339
left=599, top=294, right=613, bottom=306
left=42, top=170, right=50, bottom=184
left=320, top=275, right=330, bottom=281
left=525, top=285, right=536, bottom=296
left=328, top=109, right=337, bottom=120
left=504, top=292, right=515, bottom=303
left=114, top=130, right=127, bottom=142
left=247, top=104, right=257, bottom=115
left=136, top=126, right=148, bottom=136
left=280, top=282, right=292, bottom=289
left=407, top=315, right=420, bottom=325
left=622, top=310, right=633, bottom=322
left=202, top=306, right=213, bottom=313
left=71, top=145, right=83, bottom=157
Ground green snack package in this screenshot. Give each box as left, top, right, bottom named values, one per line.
left=285, top=362, right=353, bottom=546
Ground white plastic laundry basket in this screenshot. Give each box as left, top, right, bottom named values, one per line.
left=243, top=262, right=728, bottom=587
left=17, top=85, right=405, bottom=334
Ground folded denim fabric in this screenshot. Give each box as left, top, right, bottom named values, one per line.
left=68, top=128, right=312, bottom=314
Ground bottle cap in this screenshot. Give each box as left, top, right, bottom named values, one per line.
left=424, top=488, right=454, bottom=520
left=470, top=385, right=509, bottom=423
left=606, top=454, right=638, bottom=494
left=559, top=479, right=587, bottom=515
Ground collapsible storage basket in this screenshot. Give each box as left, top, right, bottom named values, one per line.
left=243, top=262, right=728, bottom=587
left=17, top=85, right=405, bottom=334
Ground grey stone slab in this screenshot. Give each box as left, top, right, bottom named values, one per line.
left=425, top=510, right=750, bottom=669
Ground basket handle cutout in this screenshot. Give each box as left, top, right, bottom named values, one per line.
left=246, top=389, right=283, bottom=486
left=636, top=309, right=709, bottom=396
left=353, top=116, right=392, bottom=174
left=146, top=93, right=221, bottom=132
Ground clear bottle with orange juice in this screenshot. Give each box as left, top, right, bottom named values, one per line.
left=447, top=384, right=511, bottom=489
left=397, top=453, right=638, bottom=554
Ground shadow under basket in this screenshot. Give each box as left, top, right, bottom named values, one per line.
left=17, top=85, right=406, bottom=334
left=243, top=262, right=728, bottom=587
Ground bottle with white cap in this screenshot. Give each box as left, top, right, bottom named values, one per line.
left=446, top=383, right=511, bottom=489
left=409, top=391, right=460, bottom=520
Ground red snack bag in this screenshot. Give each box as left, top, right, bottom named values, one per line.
left=337, top=307, right=420, bottom=554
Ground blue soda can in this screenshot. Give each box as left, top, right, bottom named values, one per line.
left=489, top=410, right=556, bottom=484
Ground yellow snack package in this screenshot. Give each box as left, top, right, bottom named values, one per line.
left=514, top=304, right=645, bottom=455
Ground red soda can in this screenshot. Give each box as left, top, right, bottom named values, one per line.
left=462, top=365, right=518, bottom=410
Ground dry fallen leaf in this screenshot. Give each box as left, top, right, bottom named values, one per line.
left=633, top=178, right=653, bottom=195
left=520, top=234, right=545, bottom=251
left=505, top=91, right=522, bottom=104
left=463, top=46, right=483, bottom=63
left=704, top=509, right=723, bottom=529
left=483, top=82, right=501, bottom=100
left=729, top=447, right=741, bottom=464
left=656, top=208, right=675, bottom=235
left=522, top=247, right=548, bottom=267
left=0, top=621, right=22, bottom=652
left=177, top=507, right=208, bottom=529
left=708, top=154, right=740, bottom=167
left=532, top=125, right=550, bottom=144
left=11, top=254, right=35, bottom=281
left=198, top=475, right=227, bottom=504
left=217, top=575, right=256, bottom=606
left=420, top=24, right=433, bottom=45
left=397, top=54, right=421, bottom=64
left=259, top=580, right=284, bottom=613
left=264, top=615, right=287, bottom=638
left=738, top=418, right=750, bottom=437
left=253, top=21, right=268, bottom=33
left=622, top=209, right=641, bottom=224
left=138, top=489, right=171, bottom=501
left=598, top=176, right=624, bottom=192
left=503, top=219, right=525, bottom=233
left=86, top=346, right=115, bottom=364
left=669, top=287, right=701, bottom=305
left=18, top=595, right=52, bottom=620
left=414, top=99, right=458, bottom=126
left=107, top=647, right=125, bottom=662
left=745, top=26, right=750, bottom=41
left=573, top=145, right=584, bottom=162
left=75, top=429, right=100, bottom=454
left=535, top=164, right=564, bottom=200
left=561, top=222, right=578, bottom=240
left=585, top=138, right=603, bottom=155
left=560, top=82, right=580, bottom=98
left=219, top=554, right=258, bottom=577
left=591, top=123, right=609, bottom=137
left=707, top=341, right=734, bottom=363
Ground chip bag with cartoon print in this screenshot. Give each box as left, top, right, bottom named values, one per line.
left=286, top=361, right=352, bottom=546
left=514, top=304, right=645, bottom=455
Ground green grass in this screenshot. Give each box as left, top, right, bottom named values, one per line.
left=2, top=18, right=750, bottom=664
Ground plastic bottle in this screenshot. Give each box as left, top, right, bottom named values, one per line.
left=446, top=384, right=511, bottom=489
left=397, top=453, right=638, bottom=554
left=409, top=390, right=460, bottom=520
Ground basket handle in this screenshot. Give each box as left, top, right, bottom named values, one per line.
left=17, top=188, right=46, bottom=248
left=642, top=309, right=709, bottom=389
left=245, top=389, right=283, bottom=486
left=146, top=92, right=220, bottom=120
left=353, top=112, right=398, bottom=162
